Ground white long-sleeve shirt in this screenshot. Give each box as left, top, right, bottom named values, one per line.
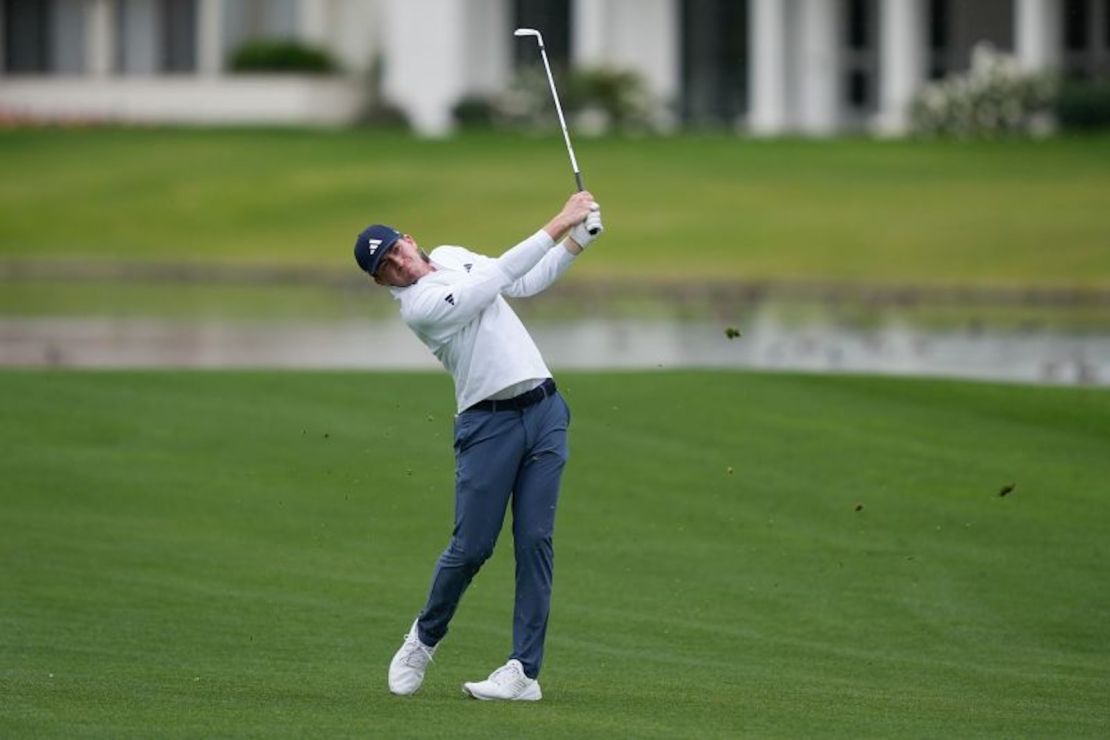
left=390, top=229, right=576, bottom=412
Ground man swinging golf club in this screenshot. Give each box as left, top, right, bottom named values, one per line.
left=356, top=26, right=603, bottom=702
left=354, top=191, right=602, bottom=701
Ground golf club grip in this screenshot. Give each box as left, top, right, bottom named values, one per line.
left=586, top=212, right=602, bottom=236
left=573, top=171, right=599, bottom=234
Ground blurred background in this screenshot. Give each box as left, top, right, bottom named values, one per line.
left=1, top=0, right=1109, bottom=383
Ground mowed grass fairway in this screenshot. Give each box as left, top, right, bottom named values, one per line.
left=2, top=129, right=1110, bottom=285
left=2, top=371, right=1107, bottom=737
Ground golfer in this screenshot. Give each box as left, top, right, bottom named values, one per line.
left=354, top=191, right=602, bottom=701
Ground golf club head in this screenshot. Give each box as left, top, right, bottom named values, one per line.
left=513, top=27, right=544, bottom=47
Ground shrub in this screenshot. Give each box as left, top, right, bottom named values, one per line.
left=910, top=44, right=1056, bottom=138
left=494, top=64, right=655, bottom=134
left=229, top=38, right=338, bottom=74
left=1055, top=80, right=1110, bottom=130
left=495, top=65, right=566, bottom=131
left=565, top=67, right=653, bottom=133
left=452, top=95, right=498, bottom=129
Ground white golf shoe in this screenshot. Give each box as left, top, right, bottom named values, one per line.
left=462, top=659, right=542, bottom=701
left=388, top=619, right=436, bottom=696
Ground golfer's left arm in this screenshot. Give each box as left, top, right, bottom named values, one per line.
left=503, top=203, right=602, bottom=298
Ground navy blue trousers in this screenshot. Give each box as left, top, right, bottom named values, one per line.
left=415, top=389, right=570, bottom=679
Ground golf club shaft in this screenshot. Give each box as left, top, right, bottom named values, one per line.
left=535, top=43, right=585, bottom=193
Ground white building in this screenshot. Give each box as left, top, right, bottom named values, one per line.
left=1, top=0, right=1107, bottom=135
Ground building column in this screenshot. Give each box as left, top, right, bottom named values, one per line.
left=299, top=0, right=329, bottom=47
left=383, top=0, right=467, bottom=136
left=876, top=0, right=926, bottom=135
left=197, top=0, right=224, bottom=76
left=749, top=0, right=789, bottom=135
left=796, top=0, right=840, bottom=135
left=1014, top=0, right=1061, bottom=71
left=463, top=0, right=510, bottom=94
left=573, top=0, right=679, bottom=114
left=573, top=0, right=610, bottom=66
left=85, top=0, right=115, bottom=77
left=326, top=0, right=383, bottom=72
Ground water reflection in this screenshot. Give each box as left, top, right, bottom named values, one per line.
left=2, top=312, right=1106, bottom=385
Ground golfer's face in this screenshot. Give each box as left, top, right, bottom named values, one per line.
left=375, top=237, right=423, bottom=287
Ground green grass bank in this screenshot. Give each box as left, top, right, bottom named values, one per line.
left=2, top=370, right=1107, bottom=737
left=2, top=129, right=1109, bottom=286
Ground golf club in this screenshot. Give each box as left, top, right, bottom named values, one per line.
left=514, top=28, right=602, bottom=236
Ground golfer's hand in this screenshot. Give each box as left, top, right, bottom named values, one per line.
left=569, top=202, right=603, bottom=250
left=545, top=191, right=597, bottom=240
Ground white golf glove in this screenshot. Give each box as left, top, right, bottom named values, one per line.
left=570, top=203, right=603, bottom=249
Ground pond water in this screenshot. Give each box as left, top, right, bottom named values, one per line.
left=2, top=313, right=1107, bottom=386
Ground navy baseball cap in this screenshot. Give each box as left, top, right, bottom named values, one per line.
left=354, top=224, right=402, bottom=276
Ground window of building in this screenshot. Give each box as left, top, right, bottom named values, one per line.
left=3, top=0, right=52, bottom=73
left=928, top=0, right=950, bottom=79
left=1106, top=0, right=1110, bottom=48
left=680, top=0, right=747, bottom=126
left=843, top=0, right=876, bottom=113
left=929, top=0, right=948, bottom=51
left=162, top=0, right=197, bottom=72
left=847, top=0, right=869, bottom=50
left=1065, top=0, right=1089, bottom=51
left=116, top=0, right=196, bottom=74
left=224, top=0, right=297, bottom=61
left=513, top=0, right=571, bottom=71
left=846, top=69, right=868, bottom=109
